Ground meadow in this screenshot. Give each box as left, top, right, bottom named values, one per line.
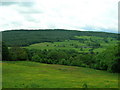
left=2, top=30, right=119, bottom=88
left=2, top=61, right=118, bottom=88
left=25, top=36, right=118, bottom=53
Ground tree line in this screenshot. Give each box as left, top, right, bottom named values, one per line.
left=2, top=42, right=120, bottom=73
left=2, top=29, right=119, bottom=47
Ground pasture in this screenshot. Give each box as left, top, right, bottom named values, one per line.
left=2, top=61, right=118, bottom=88
left=25, top=36, right=118, bottom=53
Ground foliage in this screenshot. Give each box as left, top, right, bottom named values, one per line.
left=2, top=29, right=119, bottom=47
left=94, top=45, right=120, bottom=73
left=2, top=42, right=9, bottom=61
left=9, top=47, right=28, bottom=61
left=2, top=30, right=120, bottom=73
left=7, top=44, right=120, bottom=73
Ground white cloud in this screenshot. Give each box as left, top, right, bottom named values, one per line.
left=0, top=0, right=119, bottom=33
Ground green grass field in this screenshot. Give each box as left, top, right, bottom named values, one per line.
left=25, top=36, right=118, bottom=53
left=2, top=61, right=118, bottom=88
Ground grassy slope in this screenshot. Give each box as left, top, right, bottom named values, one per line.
left=25, top=36, right=118, bottom=53
left=2, top=61, right=118, bottom=88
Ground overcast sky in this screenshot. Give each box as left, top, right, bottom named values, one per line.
left=0, top=0, right=119, bottom=33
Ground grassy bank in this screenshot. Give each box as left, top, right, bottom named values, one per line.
left=2, top=61, right=118, bottom=88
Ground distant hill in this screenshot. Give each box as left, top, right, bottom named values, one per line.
left=2, top=29, right=119, bottom=46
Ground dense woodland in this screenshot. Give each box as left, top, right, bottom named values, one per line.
left=2, top=29, right=120, bottom=73
left=2, top=29, right=119, bottom=46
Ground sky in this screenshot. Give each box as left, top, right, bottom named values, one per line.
left=0, top=0, right=119, bottom=33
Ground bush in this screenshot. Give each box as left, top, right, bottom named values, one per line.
left=2, top=42, right=9, bottom=61
left=9, top=47, right=28, bottom=61
left=32, top=54, right=41, bottom=62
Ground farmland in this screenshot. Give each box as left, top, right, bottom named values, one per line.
left=2, top=61, right=119, bottom=88
left=26, top=36, right=118, bottom=53
left=2, top=29, right=120, bottom=88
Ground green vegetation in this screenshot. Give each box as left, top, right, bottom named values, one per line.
left=2, top=42, right=9, bottom=61
left=2, top=29, right=120, bottom=88
left=4, top=42, right=119, bottom=73
left=2, top=61, right=118, bottom=88
left=26, top=36, right=118, bottom=53
left=2, top=29, right=119, bottom=47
